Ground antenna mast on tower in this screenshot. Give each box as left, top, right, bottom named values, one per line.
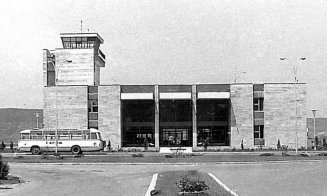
left=80, top=19, right=83, bottom=33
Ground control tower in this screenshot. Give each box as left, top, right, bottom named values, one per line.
left=43, top=33, right=105, bottom=87
left=43, top=33, right=106, bottom=130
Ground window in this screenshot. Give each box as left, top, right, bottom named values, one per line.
left=21, top=133, right=30, bottom=140
left=122, top=100, right=155, bottom=147
left=196, top=99, right=230, bottom=146
left=91, top=133, right=97, bottom=139
left=159, top=100, right=192, bottom=122
left=254, top=98, right=264, bottom=111
left=88, top=100, right=98, bottom=113
left=197, top=126, right=229, bottom=146
left=47, top=55, right=56, bottom=86
left=62, top=37, right=96, bottom=49
left=123, top=127, right=155, bottom=147
left=88, top=86, right=98, bottom=129
left=254, top=125, right=265, bottom=145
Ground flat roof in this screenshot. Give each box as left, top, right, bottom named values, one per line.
left=60, top=33, right=104, bottom=44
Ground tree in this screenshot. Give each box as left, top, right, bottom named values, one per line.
left=107, top=140, right=111, bottom=150
left=277, top=139, right=281, bottom=150
left=315, top=136, right=319, bottom=148
left=0, top=154, right=10, bottom=179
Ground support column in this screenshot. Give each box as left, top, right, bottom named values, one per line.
left=155, top=85, right=160, bottom=151
left=192, top=85, right=197, bottom=149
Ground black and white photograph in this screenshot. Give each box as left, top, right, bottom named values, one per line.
left=1, top=0, right=327, bottom=195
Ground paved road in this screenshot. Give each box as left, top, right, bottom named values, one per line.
left=2, top=161, right=327, bottom=196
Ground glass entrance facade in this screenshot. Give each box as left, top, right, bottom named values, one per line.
left=159, top=100, right=193, bottom=147
left=121, top=98, right=230, bottom=148
left=197, top=99, right=230, bottom=146
left=122, top=100, right=155, bottom=147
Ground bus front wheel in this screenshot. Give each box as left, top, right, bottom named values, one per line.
left=71, top=145, right=82, bottom=155
left=31, top=146, right=41, bottom=155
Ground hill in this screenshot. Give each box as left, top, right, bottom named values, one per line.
left=0, top=108, right=43, bottom=143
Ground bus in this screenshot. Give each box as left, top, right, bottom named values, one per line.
left=18, top=128, right=104, bottom=155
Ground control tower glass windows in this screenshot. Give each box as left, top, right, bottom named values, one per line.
left=62, top=37, right=95, bottom=49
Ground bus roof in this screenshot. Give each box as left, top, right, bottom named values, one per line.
left=19, top=128, right=100, bottom=133
left=19, top=129, right=32, bottom=134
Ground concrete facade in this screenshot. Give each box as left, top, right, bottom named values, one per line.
left=42, top=83, right=308, bottom=150
left=264, top=83, right=307, bottom=148
left=54, top=49, right=96, bottom=86
left=230, top=84, right=254, bottom=148
left=98, top=85, right=121, bottom=149
left=43, top=86, right=88, bottom=130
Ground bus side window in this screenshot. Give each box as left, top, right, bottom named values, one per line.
left=91, top=133, right=97, bottom=139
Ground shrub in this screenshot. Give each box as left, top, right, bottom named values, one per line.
left=176, top=177, right=209, bottom=193
left=132, top=153, right=144, bottom=157
left=165, top=154, right=174, bottom=158
left=0, top=154, right=10, bottom=179
left=260, top=153, right=274, bottom=156
left=300, top=152, right=310, bottom=157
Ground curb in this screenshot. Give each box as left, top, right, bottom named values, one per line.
left=208, top=173, right=239, bottom=196
left=8, top=159, right=326, bottom=166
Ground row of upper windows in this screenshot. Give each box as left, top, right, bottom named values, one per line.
left=63, top=41, right=95, bottom=49
left=62, top=37, right=96, bottom=49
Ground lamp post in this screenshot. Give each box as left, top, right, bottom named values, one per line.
left=233, top=68, right=246, bottom=83
left=311, top=109, right=317, bottom=150
left=280, top=57, right=306, bottom=155
left=36, top=111, right=39, bottom=129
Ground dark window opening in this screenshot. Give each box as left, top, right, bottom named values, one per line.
left=159, top=128, right=192, bottom=147
left=159, top=100, right=192, bottom=122
left=46, top=56, right=56, bottom=86
left=88, top=100, right=98, bottom=113
left=88, top=86, right=98, bottom=129
left=254, top=125, right=265, bottom=145
left=159, top=100, right=193, bottom=147
left=47, top=71, right=55, bottom=86
left=254, top=98, right=264, bottom=111
left=197, top=99, right=230, bottom=146
left=122, top=127, right=155, bottom=147
left=122, top=100, right=155, bottom=147
left=91, top=133, right=97, bottom=139
left=197, top=126, right=229, bottom=146
left=62, top=37, right=96, bottom=49
left=122, top=100, right=155, bottom=122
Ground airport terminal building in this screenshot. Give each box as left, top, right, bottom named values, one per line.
left=43, top=33, right=307, bottom=151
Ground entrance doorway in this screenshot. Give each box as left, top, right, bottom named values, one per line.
left=160, top=128, right=192, bottom=147
left=159, top=99, right=193, bottom=147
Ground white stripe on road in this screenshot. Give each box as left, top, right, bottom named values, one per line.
left=145, top=173, right=158, bottom=196
left=208, top=173, right=239, bottom=196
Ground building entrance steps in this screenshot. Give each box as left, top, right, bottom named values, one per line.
left=159, top=147, right=193, bottom=153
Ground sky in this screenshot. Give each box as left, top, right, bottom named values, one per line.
left=0, top=0, right=327, bottom=117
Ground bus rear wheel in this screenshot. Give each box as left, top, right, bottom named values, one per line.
left=31, top=146, right=41, bottom=155
left=71, top=145, right=82, bottom=155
